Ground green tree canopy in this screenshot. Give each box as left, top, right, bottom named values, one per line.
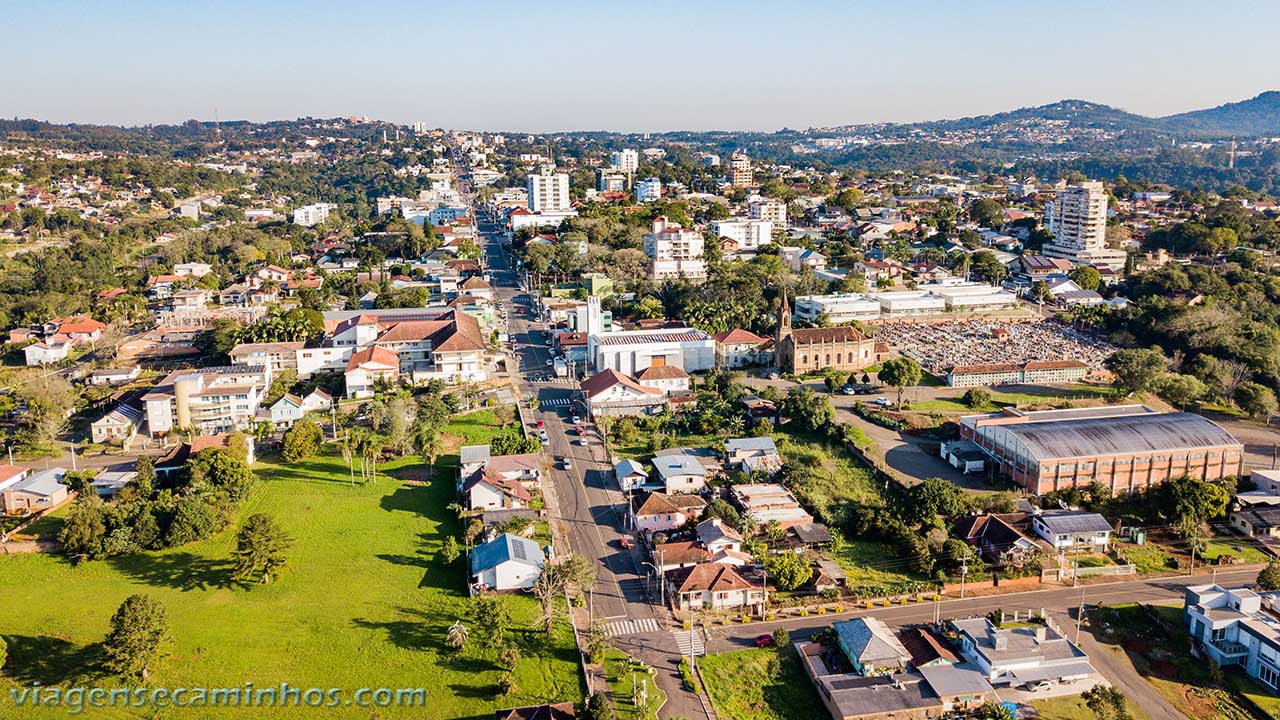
left=103, top=594, right=171, bottom=680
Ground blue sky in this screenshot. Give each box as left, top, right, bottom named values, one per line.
left=6, top=0, right=1279, bottom=131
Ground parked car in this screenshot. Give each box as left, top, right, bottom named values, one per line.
left=753, top=634, right=776, bottom=648
left=873, top=397, right=892, bottom=407
left=562, top=458, right=572, bottom=470
left=838, top=385, right=858, bottom=395
left=536, top=419, right=545, bottom=429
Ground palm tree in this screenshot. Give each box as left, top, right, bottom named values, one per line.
left=446, top=620, right=468, bottom=649
left=339, top=432, right=357, bottom=486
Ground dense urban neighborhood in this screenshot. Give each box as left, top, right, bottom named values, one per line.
left=5, top=32, right=1280, bottom=720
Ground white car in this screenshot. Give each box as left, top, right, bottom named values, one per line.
left=873, top=397, right=893, bottom=407
left=562, top=459, right=573, bottom=470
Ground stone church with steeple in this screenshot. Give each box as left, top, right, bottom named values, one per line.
left=775, top=289, right=881, bottom=374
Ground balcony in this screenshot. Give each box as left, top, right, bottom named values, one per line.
left=1211, top=638, right=1249, bottom=658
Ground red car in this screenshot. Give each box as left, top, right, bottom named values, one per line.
left=754, top=634, right=776, bottom=648
left=535, top=419, right=545, bottom=429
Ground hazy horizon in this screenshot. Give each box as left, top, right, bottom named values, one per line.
left=7, top=0, right=1280, bottom=133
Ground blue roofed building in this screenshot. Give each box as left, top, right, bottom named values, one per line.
left=469, top=533, right=545, bottom=594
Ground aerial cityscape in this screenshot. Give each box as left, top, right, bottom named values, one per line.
left=3, top=3, right=1280, bottom=720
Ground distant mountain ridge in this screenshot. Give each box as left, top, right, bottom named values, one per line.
left=1159, top=91, right=1280, bottom=136
left=874, top=92, right=1280, bottom=138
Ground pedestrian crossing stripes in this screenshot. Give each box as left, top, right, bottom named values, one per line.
left=671, top=629, right=706, bottom=657
left=605, top=618, right=660, bottom=637
left=541, top=398, right=572, bottom=407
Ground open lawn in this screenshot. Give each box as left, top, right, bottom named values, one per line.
left=439, top=407, right=519, bottom=452
left=1030, top=695, right=1094, bottom=720
left=0, top=446, right=581, bottom=719
left=908, top=385, right=1119, bottom=414
left=606, top=431, right=718, bottom=462
left=773, top=429, right=882, bottom=511
left=1115, top=542, right=1177, bottom=575
left=830, top=539, right=924, bottom=595
left=700, top=647, right=822, bottom=720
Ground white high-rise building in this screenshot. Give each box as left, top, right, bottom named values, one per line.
left=612, top=149, right=639, bottom=174
left=598, top=171, right=626, bottom=193
left=635, top=177, right=662, bottom=203
left=1043, top=181, right=1126, bottom=269
left=527, top=170, right=571, bottom=213
left=293, top=203, right=337, bottom=227
left=749, top=199, right=787, bottom=229
left=711, top=219, right=772, bottom=251
left=644, top=216, right=706, bottom=281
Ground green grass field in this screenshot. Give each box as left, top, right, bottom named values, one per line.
left=0, top=440, right=581, bottom=719
left=700, top=647, right=821, bottom=720
left=829, top=539, right=923, bottom=593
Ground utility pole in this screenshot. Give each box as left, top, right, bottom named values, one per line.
left=960, top=556, right=968, bottom=599
left=1075, top=588, right=1085, bottom=644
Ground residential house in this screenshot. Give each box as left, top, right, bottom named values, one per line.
left=0, top=466, right=69, bottom=515
left=614, top=459, right=648, bottom=492
left=696, top=517, right=743, bottom=554
left=1030, top=511, right=1112, bottom=552
left=89, top=366, right=141, bottom=386
left=155, top=434, right=256, bottom=478
left=833, top=618, right=912, bottom=676
left=23, top=335, right=72, bottom=365
left=91, top=470, right=137, bottom=499
left=580, top=369, right=666, bottom=417
left=731, top=483, right=814, bottom=530
left=1230, top=506, right=1280, bottom=538
left=344, top=346, right=400, bottom=399
left=724, top=437, right=781, bottom=475
left=665, top=562, right=766, bottom=612
left=631, top=491, right=706, bottom=536
left=91, top=403, right=143, bottom=444
left=953, top=513, right=1043, bottom=566
left=652, top=454, right=707, bottom=494
left=469, top=533, right=545, bottom=593
left=635, top=365, right=690, bottom=395
left=712, top=329, right=773, bottom=369
left=1183, top=585, right=1280, bottom=692
left=462, top=468, right=533, bottom=510
left=950, top=616, right=1095, bottom=689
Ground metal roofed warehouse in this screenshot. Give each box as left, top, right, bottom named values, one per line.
left=960, top=405, right=1243, bottom=495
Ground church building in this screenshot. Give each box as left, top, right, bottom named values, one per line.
left=775, top=291, right=880, bottom=374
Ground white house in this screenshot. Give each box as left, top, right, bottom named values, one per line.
left=268, top=394, right=308, bottom=428
left=580, top=368, right=666, bottom=417
left=23, top=335, right=71, bottom=365
left=724, top=437, right=781, bottom=474
left=635, top=365, right=690, bottom=395
left=632, top=491, right=706, bottom=536
left=712, top=329, right=772, bottom=369
left=652, top=454, right=707, bottom=494
left=91, top=404, right=143, bottom=444
left=174, top=262, right=213, bottom=278
left=588, top=327, right=715, bottom=376
left=950, top=616, right=1095, bottom=690
left=615, top=459, right=649, bottom=492
left=1184, top=585, right=1280, bottom=692
left=344, top=346, right=399, bottom=399
left=461, top=468, right=532, bottom=510
left=1030, top=511, right=1112, bottom=552
left=469, top=533, right=544, bottom=593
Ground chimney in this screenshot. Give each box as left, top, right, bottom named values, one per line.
left=993, top=632, right=1008, bottom=651
left=1035, top=626, right=1048, bottom=644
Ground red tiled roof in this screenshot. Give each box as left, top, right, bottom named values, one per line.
left=580, top=369, right=663, bottom=399
left=346, top=346, right=399, bottom=371
left=668, top=563, right=759, bottom=593
left=636, top=365, right=689, bottom=381
left=713, top=328, right=767, bottom=345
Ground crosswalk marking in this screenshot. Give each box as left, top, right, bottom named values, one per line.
left=606, top=618, right=660, bottom=637
left=672, top=629, right=706, bottom=656
left=541, top=398, right=572, bottom=407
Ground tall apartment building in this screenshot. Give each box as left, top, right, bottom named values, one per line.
left=729, top=151, right=753, bottom=187
left=749, top=199, right=787, bottom=228
left=1042, top=181, right=1126, bottom=269
left=527, top=169, right=571, bottom=213
left=142, top=364, right=273, bottom=437
left=635, top=177, right=663, bottom=203
left=611, top=149, right=639, bottom=174
left=644, top=216, right=706, bottom=281
left=292, top=203, right=336, bottom=227
left=711, top=219, right=772, bottom=251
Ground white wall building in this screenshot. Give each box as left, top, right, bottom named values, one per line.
left=749, top=199, right=787, bottom=228
left=794, top=293, right=882, bottom=324
left=711, top=219, right=772, bottom=251
left=527, top=170, right=571, bottom=213
left=142, top=364, right=272, bottom=437
left=1043, top=181, right=1126, bottom=268
left=588, top=327, right=715, bottom=376
left=612, top=149, right=639, bottom=174
left=644, top=216, right=706, bottom=281
left=635, top=177, right=662, bottom=203
left=293, top=203, right=336, bottom=227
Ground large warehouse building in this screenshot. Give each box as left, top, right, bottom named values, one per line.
left=960, top=405, right=1243, bottom=495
